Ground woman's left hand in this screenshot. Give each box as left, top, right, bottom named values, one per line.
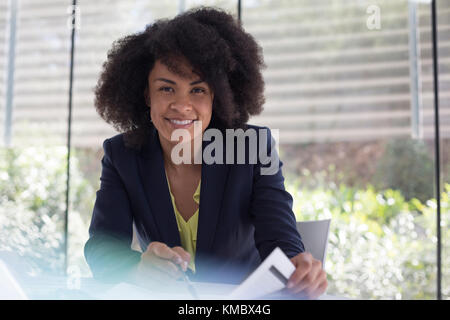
left=285, top=252, right=328, bottom=300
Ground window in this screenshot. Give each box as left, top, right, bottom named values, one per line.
left=244, top=0, right=447, bottom=299
left=0, top=0, right=446, bottom=300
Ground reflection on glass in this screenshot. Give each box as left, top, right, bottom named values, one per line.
left=244, top=0, right=446, bottom=299
left=436, top=0, right=450, bottom=300
left=70, top=0, right=237, bottom=277
left=0, top=1, right=7, bottom=143
left=0, top=0, right=447, bottom=300
left=0, top=0, right=71, bottom=284
left=71, top=1, right=180, bottom=277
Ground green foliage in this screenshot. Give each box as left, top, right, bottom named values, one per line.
left=285, top=176, right=450, bottom=300
left=1, top=145, right=448, bottom=299
left=373, top=139, right=434, bottom=202
left=0, top=147, right=95, bottom=277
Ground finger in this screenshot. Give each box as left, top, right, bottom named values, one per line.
left=290, top=261, right=322, bottom=295
left=171, top=246, right=191, bottom=271
left=294, top=269, right=326, bottom=297
left=290, top=273, right=315, bottom=295
left=149, top=242, right=184, bottom=265
left=172, top=246, right=190, bottom=263
left=140, top=251, right=183, bottom=279
left=151, top=257, right=181, bottom=279
left=287, top=253, right=313, bottom=288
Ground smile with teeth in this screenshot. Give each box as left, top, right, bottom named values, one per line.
left=169, top=119, right=194, bottom=125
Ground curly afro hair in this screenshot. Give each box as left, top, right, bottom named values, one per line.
left=94, top=6, right=266, bottom=150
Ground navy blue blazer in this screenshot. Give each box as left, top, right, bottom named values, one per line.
left=84, top=123, right=304, bottom=284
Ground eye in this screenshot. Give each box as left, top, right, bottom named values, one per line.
left=191, top=87, right=206, bottom=94
left=159, top=86, right=174, bottom=93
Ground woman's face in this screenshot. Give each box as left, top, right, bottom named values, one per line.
left=147, top=59, right=214, bottom=146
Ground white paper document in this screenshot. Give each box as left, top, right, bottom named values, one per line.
left=228, top=247, right=296, bottom=299
left=97, top=247, right=346, bottom=300
left=97, top=247, right=294, bottom=300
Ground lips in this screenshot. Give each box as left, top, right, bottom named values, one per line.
left=165, top=118, right=197, bottom=129
left=167, top=118, right=195, bottom=125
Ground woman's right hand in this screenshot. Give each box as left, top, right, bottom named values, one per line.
left=130, top=241, right=191, bottom=286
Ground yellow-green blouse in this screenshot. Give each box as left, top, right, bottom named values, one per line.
left=165, top=173, right=200, bottom=273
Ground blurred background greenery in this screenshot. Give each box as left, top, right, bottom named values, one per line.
left=0, top=146, right=94, bottom=277
left=285, top=171, right=449, bottom=299
left=0, top=143, right=448, bottom=299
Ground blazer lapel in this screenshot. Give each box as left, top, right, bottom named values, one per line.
left=137, top=126, right=230, bottom=254
left=138, top=127, right=181, bottom=247
left=196, top=140, right=230, bottom=256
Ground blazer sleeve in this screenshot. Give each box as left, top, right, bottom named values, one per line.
left=84, top=138, right=141, bottom=283
left=250, top=127, right=305, bottom=260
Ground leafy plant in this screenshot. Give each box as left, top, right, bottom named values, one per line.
left=285, top=176, right=450, bottom=300
left=0, top=146, right=95, bottom=277
left=373, top=139, right=434, bottom=202
left=1, top=144, right=448, bottom=299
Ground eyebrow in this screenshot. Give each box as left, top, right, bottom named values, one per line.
left=154, top=78, right=205, bottom=85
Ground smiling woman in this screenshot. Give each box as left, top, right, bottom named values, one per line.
left=85, top=6, right=327, bottom=299
left=147, top=59, right=214, bottom=165
left=94, top=7, right=266, bottom=150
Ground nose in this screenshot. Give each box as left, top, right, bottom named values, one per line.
left=170, top=92, right=192, bottom=112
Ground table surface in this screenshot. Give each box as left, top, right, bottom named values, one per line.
left=16, top=275, right=346, bottom=300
